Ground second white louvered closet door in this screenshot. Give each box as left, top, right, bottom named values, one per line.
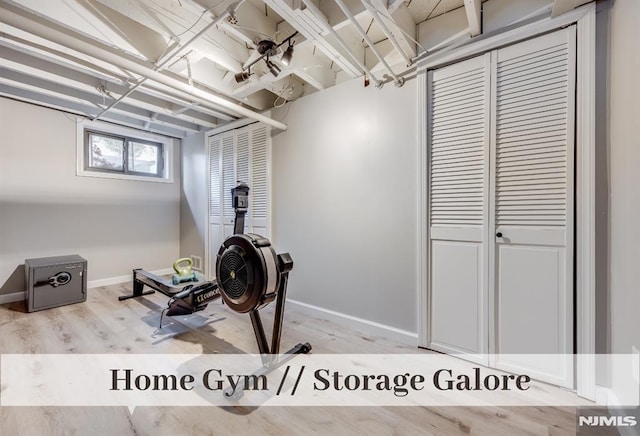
left=207, top=123, right=272, bottom=279
left=222, top=133, right=237, bottom=238
left=208, top=134, right=223, bottom=277
left=250, top=125, right=269, bottom=235
left=491, top=27, right=576, bottom=388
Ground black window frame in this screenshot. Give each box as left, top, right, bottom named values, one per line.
left=84, top=129, right=165, bottom=178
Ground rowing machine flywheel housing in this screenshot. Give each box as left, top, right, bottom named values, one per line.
left=216, top=233, right=279, bottom=313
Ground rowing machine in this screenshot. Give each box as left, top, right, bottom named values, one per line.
left=216, top=183, right=311, bottom=365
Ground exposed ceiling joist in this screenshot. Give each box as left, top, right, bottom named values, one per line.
left=463, top=0, right=482, bottom=36
left=94, top=0, right=249, bottom=71
left=0, top=22, right=139, bottom=84
left=286, top=44, right=336, bottom=90
left=334, top=0, right=404, bottom=85
left=2, top=0, right=560, bottom=137
left=366, top=0, right=417, bottom=59
left=128, top=0, right=177, bottom=37
left=81, top=0, right=169, bottom=62
left=219, top=0, right=281, bottom=46
left=0, top=35, right=228, bottom=125
left=0, top=0, right=287, bottom=130
left=88, top=4, right=237, bottom=124
left=0, top=67, right=204, bottom=133
left=0, top=83, right=188, bottom=138
left=263, top=0, right=363, bottom=77
left=551, top=0, right=581, bottom=18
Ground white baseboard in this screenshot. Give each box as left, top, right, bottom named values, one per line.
left=595, top=385, right=610, bottom=406
left=0, top=268, right=175, bottom=303
left=596, top=386, right=640, bottom=436
left=287, top=298, right=418, bottom=346
left=0, top=291, right=27, bottom=304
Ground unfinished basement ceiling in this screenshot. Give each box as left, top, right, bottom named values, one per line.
left=0, top=0, right=591, bottom=137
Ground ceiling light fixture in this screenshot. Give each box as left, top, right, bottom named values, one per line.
left=266, top=59, right=281, bottom=77
left=281, top=42, right=294, bottom=66
left=234, top=68, right=252, bottom=83
left=234, top=32, right=298, bottom=83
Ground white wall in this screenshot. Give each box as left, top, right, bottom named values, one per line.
left=180, top=131, right=207, bottom=263
left=605, top=0, right=640, bottom=405
left=271, top=78, right=418, bottom=333
left=0, top=98, right=181, bottom=294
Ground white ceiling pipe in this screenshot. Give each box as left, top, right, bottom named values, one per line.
left=300, top=0, right=382, bottom=87
left=0, top=2, right=287, bottom=130
left=334, top=0, right=404, bottom=87
left=360, top=0, right=412, bottom=66
left=92, top=4, right=238, bottom=122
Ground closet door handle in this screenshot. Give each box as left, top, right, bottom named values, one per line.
left=496, top=232, right=503, bottom=238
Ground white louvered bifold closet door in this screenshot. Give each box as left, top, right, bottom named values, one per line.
left=426, top=27, right=577, bottom=388
left=207, top=123, right=272, bottom=278
left=491, top=27, right=576, bottom=388
left=250, top=125, right=269, bottom=236
left=208, top=135, right=223, bottom=277
left=427, top=53, right=491, bottom=364
left=221, top=133, right=236, bottom=238
left=237, top=129, right=251, bottom=229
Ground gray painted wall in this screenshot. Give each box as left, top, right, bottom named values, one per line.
left=0, top=98, right=181, bottom=294
left=179, top=131, right=207, bottom=264
left=270, top=78, right=418, bottom=333
left=595, top=2, right=611, bottom=387
left=604, top=0, right=640, bottom=404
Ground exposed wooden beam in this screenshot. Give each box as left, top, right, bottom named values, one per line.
left=0, top=83, right=187, bottom=138
left=0, top=68, right=203, bottom=133
left=0, top=3, right=283, bottom=127
left=464, top=0, right=482, bottom=37
left=551, top=0, right=580, bottom=18
left=388, top=0, right=406, bottom=14
left=367, top=0, right=417, bottom=59
left=219, top=0, right=281, bottom=46
left=0, top=42, right=223, bottom=126
left=129, top=0, right=176, bottom=37
left=285, top=43, right=336, bottom=90
left=95, top=0, right=249, bottom=71
left=262, top=0, right=362, bottom=77
left=81, top=0, right=169, bottom=62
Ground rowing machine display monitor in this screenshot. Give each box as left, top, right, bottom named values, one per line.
left=232, top=182, right=249, bottom=235
left=232, top=182, right=250, bottom=211
left=217, top=182, right=311, bottom=359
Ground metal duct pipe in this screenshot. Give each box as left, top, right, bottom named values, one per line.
left=0, top=1, right=287, bottom=130
left=334, top=0, right=404, bottom=87
left=359, top=0, right=412, bottom=67
left=93, top=3, right=240, bottom=121
left=300, top=0, right=382, bottom=88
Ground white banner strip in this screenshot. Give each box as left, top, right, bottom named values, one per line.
left=1, top=354, right=638, bottom=410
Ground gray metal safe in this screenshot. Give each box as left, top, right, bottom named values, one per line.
left=25, top=255, right=87, bottom=312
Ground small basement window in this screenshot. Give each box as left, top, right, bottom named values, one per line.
left=77, top=121, right=173, bottom=183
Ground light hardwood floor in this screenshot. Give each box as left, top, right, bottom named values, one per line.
left=0, top=283, right=583, bottom=435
